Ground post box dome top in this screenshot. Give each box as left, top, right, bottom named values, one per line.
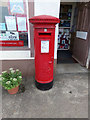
left=29, top=15, right=60, bottom=24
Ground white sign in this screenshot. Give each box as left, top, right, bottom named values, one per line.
left=76, top=31, right=88, bottom=40
left=0, top=32, right=8, bottom=40
left=17, top=17, right=27, bottom=31
left=6, top=31, right=19, bottom=40
left=41, top=40, right=49, bottom=53
left=5, top=16, right=16, bottom=31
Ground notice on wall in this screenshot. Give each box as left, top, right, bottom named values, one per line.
left=5, top=16, right=16, bottom=31
left=76, top=31, right=87, bottom=40
left=0, top=32, right=7, bottom=40
left=17, top=17, right=27, bottom=31
left=0, top=23, right=6, bottom=31
left=6, top=31, right=19, bottom=40
left=9, top=0, right=24, bottom=14
left=41, top=40, right=49, bottom=53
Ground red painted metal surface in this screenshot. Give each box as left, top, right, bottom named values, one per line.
left=0, top=41, right=24, bottom=46
left=29, top=15, right=60, bottom=24
left=29, top=15, right=60, bottom=84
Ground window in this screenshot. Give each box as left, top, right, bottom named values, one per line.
left=0, top=0, right=29, bottom=47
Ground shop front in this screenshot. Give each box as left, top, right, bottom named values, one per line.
left=0, top=0, right=60, bottom=76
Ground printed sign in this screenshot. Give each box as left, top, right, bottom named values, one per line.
left=6, top=31, right=19, bottom=40
left=41, top=40, right=49, bottom=53
left=0, top=32, right=7, bottom=40
left=17, top=17, right=27, bottom=31
left=0, top=23, right=6, bottom=31
left=76, top=31, right=87, bottom=40
left=5, top=16, right=16, bottom=31
left=9, top=0, right=24, bottom=14
left=0, top=41, right=24, bottom=46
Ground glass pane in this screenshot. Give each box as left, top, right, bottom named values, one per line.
left=0, top=1, right=29, bottom=47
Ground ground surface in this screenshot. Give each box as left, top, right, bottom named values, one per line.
left=2, top=63, right=88, bottom=118
left=57, top=50, right=76, bottom=64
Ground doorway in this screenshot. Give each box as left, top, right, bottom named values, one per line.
left=57, top=2, right=77, bottom=64
left=57, top=2, right=89, bottom=67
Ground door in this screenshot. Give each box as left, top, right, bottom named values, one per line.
left=72, top=2, right=90, bottom=66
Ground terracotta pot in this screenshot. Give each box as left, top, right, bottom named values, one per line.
left=8, top=86, right=19, bottom=94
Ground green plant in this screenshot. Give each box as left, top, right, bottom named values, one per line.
left=0, top=68, right=22, bottom=90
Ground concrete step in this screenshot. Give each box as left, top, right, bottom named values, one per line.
left=56, top=63, right=88, bottom=75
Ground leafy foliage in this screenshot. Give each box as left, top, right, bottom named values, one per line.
left=0, top=68, right=22, bottom=90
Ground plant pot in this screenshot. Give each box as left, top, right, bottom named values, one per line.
left=8, top=86, right=19, bottom=94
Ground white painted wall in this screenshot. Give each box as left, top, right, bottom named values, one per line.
left=0, top=51, right=31, bottom=60
left=34, top=0, right=60, bottom=59
left=86, top=48, right=90, bottom=68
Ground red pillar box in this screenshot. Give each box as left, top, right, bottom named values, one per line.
left=29, top=15, right=60, bottom=90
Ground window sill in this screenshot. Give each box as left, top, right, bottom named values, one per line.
left=0, top=47, right=31, bottom=51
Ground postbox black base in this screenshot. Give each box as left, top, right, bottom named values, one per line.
left=35, top=80, right=53, bottom=91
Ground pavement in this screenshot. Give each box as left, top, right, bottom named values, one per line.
left=2, top=63, right=89, bottom=118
